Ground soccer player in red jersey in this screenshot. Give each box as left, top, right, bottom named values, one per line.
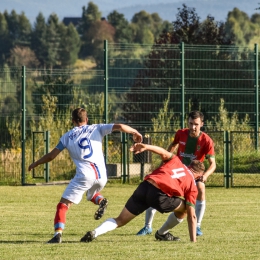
left=80, top=142, right=205, bottom=243
left=137, top=111, right=216, bottom=236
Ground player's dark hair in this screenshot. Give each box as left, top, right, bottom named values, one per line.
left=189, top=160, right=205, bottom=173
left=189, top=111, right=204, bottom=122
left=72, top=108, right=87, bottom=123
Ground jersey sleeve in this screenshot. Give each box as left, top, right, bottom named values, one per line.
left=185, top=186, right=198, bottom=208
left=172, top=130, right=180, bottom=145
left=99, top=124, right=114, bottom=136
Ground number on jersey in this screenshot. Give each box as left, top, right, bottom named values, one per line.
left=171, top=168, right=186, bottom=179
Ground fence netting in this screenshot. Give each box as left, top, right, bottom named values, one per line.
left=0, top=43, right=260, bottom=186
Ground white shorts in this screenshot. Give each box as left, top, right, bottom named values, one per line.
left=62, top=171, right=107, bottom=204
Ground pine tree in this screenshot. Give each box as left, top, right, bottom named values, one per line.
left=31, top=12, right=47, bottom=68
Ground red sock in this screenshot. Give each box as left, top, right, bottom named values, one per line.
left=54, top=202, right=68, bottom=233
left=91, top=193, right=103, bottom=205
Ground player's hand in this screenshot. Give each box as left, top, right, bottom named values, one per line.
left=200, top=174, right=208, bottom=182
left=132, top=132, right=143, bottom=143
left=28, top=162, right=37, bottom=171
left=129, top=143, right=146, bottom=154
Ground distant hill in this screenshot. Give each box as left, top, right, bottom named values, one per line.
left=114, top=0, right=258, bottom=22
left=0, top=0, right=258, bottom=24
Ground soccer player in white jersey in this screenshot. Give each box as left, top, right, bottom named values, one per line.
left=28, top=107, right=142, bottom=243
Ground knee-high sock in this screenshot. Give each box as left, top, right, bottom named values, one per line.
left=158, top=212, right=183, bottom=235
left=91, top=192, right=103, bottom=205
left=94, top=218, right=118, bottom=237
left=195, top=200, right=206, bottom=227
left=54, top=202, right=68, bottom=234
left=145, top=207, right=157, bottom=228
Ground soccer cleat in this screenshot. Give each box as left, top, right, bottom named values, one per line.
left=47, top=233, right=62, bottom=244
left=136, top=226, right=153, bottom=236
left=94, top=198, right=108, bottom=220
left=80, top=231, right=96, bottom=242
left=196, top=227, right=203, bottom=236
left=155, top=230, right=180, bottom=241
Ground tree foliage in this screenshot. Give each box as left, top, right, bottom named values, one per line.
left=225, top=8, right=256, bottom=46
left=107, top=11, right=132, bottom=43
left=1, top=3, right=256, bottom=69
left=59, top=23, right=81, bottom=67
left=32, top=74, right=74, bottom=115
left=123, top=4, right=235, bottom=126
left=31, top=12, right=47, bottom=68
left=8, top=46, right=39, bottom=67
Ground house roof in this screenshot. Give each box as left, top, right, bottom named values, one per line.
left=62, top=17, right=82, bottom=27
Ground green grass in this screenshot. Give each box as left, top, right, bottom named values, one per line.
left=0, top=184, right=259, bottom=260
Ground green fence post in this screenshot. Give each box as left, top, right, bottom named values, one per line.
left=121, top=132, right=127, bottom=183
left=224, top=131, right=230, bottom=188
left=21, top=66, right=26, bottom=185
left=180, top=42, right=185, bottom=128
left=44, top=131, right=50, bottom=182
left=104, top=40, right=108, bottom=164
left=255, top=43, right=259, bottom=150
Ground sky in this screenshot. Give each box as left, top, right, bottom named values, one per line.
left=0, top=0, right=176, bottom=22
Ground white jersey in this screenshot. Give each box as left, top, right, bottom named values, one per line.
left=58, top=124, right=114, bottom=178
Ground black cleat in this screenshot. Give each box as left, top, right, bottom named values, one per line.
left=47, top=233, right=62, bottom=243
left=155, top=231, right=180, bottom=241
left=94, top=198, right=108, bottom=220
left=80, top=231, right=96, bottom=243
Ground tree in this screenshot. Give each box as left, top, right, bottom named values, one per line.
left=85, top=19, right=115, bottom=66
left=225, top=8, right=256, bottom=46
left=78, top=1, right=101, bottom=35
left=130, top=10, right=156, bottom=44
left=59, top=23, right=81, bottom=67
left=195, top=15, right=232, bottom=44
left=0, top=12, right=10, bottom=64
left=79, top=1, right=102, bottom=58
left=4, top=10, right=31, bottom=46
left=107, top=11, right=132, bottom=43
left=78, top=2, right=115, bottom=65
left=123, top=4, right=234, bottom=126
left=31, top=12, right=48, bottom=68
left=8, top=46, right=39, bottom=67
left=0, top=10, right=31, bottom=65
left=32, top=74, right=74, bottom=115
left=45, top=14, right=61, bottom=69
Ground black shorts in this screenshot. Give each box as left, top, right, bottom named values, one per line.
left=125, top=180, right=182, bottom=216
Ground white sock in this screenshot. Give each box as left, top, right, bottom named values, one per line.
left=94, top=218, right=118, bottom=237
left=196, top=200, right=206, bottom=227
left=158, top=212, right=183, bottom=235
left=145, top=207, right=157, bottom=228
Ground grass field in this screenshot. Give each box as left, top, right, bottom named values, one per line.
left=0, top=183, right=259, bottom=260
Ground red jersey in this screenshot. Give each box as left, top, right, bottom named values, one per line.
left=144, top=156, right=198, bottom=208
left=173, top=129, right=215, bottom=166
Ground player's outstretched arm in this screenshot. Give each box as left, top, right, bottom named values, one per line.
left=130, top=143, right=173, bottom=162
left=186, top=205, right=197, bottom=242
left=28, top=148, right=61, bottom=171
left=112, top=124, right=142, bottom=143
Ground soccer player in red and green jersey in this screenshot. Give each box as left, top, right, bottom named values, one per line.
left=80, top=142, right=205, bottom=243
left=137, top=110, right=216, bottom=237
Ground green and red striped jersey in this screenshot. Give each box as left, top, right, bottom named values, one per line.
left=172, top=128, right=215, bottom=166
